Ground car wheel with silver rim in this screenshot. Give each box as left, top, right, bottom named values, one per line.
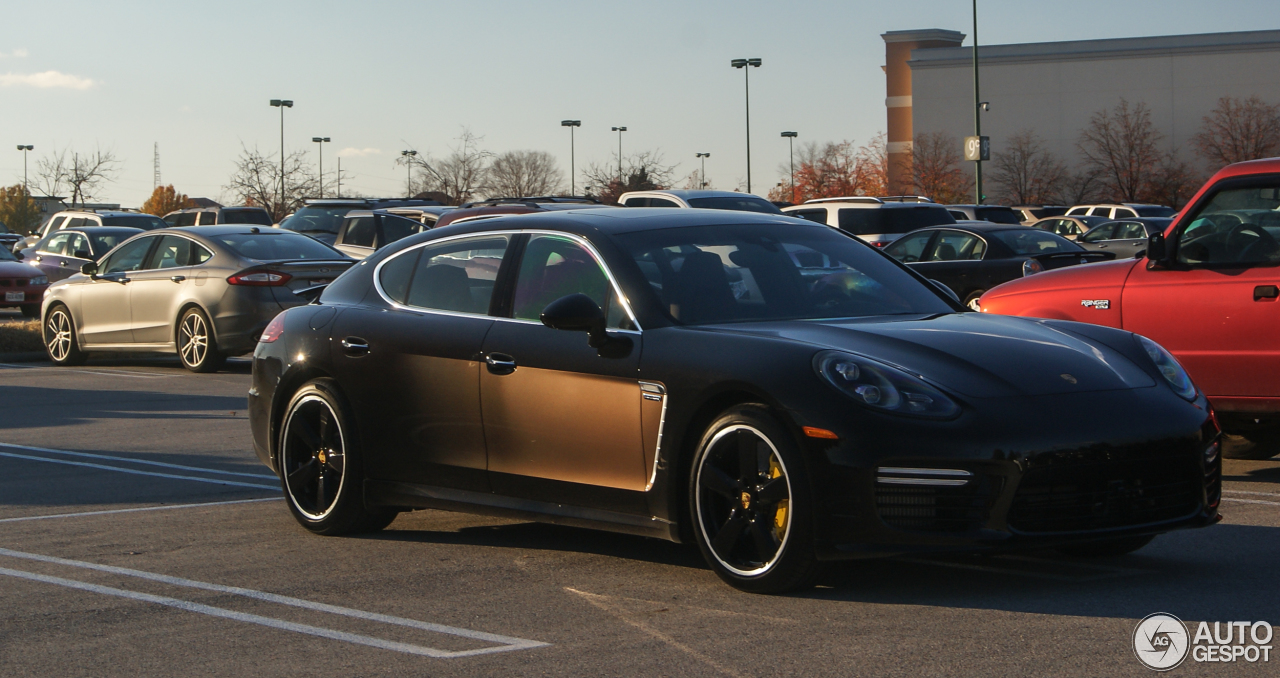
left=691, top=405, right=822, bottom=593
left=279, top=379, right=397, bottom=535
left=964, top=290, right=985, bottom=312
left=177, top=307, right=225, bottom=373
left=43, top=304, right=87, bottom=366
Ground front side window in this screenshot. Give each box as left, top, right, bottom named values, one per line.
left=1081, top=223, right=1117, bottom=243
left=511, top=235, right=631, bottom=328
left=993, top=229, right=1080, bottom=254
left=884, top=231, right=934, bottom=263
left=1177, top=184, right=1280, bottom=266
left=402, top=235, right=509, bottom=314
left=67, top=234, right=91, bottom=258
left=283, top=206, right=359, bottom=235
left=43, top=232, right=73, bottom=255
left=343, top=218, right=376, bottom=248
left=1114, top=222, right=1147, bottom=240
left=101, top=237, right=155, bottom=274
left=974, top=207, right=1021, bottom=225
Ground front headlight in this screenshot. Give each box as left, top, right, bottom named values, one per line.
left=814, top=351, right=960, bottom=419
left=30, top=275, right=48, bottom=285
left=1135, top=335, right=1197, bottom=401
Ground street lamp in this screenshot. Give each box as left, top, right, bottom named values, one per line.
left=16, top=145, right=33, bottom=195
left=696, top=152, right=710, bottom=189
left=269, top=99, right=293, bottom=211
left=401, top=150, right=417, bottom=198
left=730, top=58, right=762, bottom=193
left=972, top=0, right=984, bottom=205
left=611, top=126, right=627, bottom=185
left=312, top=137, right=330, bottom=198
left=780, top=131, right=798, bottom=203
left=561, top=120, right=581, bottom=195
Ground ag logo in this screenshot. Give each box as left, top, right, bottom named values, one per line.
left=1134, top=612, right=1190, bottom=671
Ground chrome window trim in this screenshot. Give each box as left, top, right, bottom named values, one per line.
left=371, top=228, right=643, bottom=332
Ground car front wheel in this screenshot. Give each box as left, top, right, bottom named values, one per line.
left=690, top=405, right=822, bottom=594
left=44, top=304, right=87, bottom=365
left=964, top=290, right=985, bottom=312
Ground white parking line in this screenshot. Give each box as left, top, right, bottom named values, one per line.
left=0, top=451, right=278, bottom=490
left=1223, top=490, right=1280, bottom=497
left=0, top=548, right=548, bottom=658
left=1222, top=497, right=1280, bottom=506
left=0, top=442, right=276, bottom=479
left=0, top=363, right=173, bottom=378
left=0, top=498, right=280, bottom=524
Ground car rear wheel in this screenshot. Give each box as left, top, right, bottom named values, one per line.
left=690, top=405, right=823, bottom=594
left=964, top=290, right=985, bottom=312
left=177, top=307, right=225, bottom=373
left=279, top=379, right=397, bottom=535
left=1058, top=534, right=1155, bottom=557
left=20, top=304, right=39, bottom=318
left=43, top=304, right=87, bottom=365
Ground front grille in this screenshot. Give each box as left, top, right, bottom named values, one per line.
left=876, top=475, right=1003, bottom=532
left=1009, top=453, right=1200, bottom=533
left=0, top=279, right=27, bottom=287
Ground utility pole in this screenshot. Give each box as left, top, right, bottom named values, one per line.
left=781, top=131, right=798, bottom=203
left=972, top=0, right=984, bottom=205
left=312, top=137, right=330, bottom=198
left=731, top=58, right=762, bottom=193
left=611, top=127, right=627, bottom=185
left=153, top=143, right=161, bottom=191
left=561, top=120, right=581, bottom=195
left=401, top=150, right=417, bottom=198
left=269, top=99, right=293, bottom=214
left=336, top=157, right=342, bottom=198
left=696, top=152, right=710, bottom=189
left=16, top=145, right=33, bottom=195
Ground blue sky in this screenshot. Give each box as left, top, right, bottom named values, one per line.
left=2, top=0, right=1277, bottom=206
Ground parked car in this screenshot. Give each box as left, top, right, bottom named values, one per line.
left=883, top=222, right=1114, bottom=309
left=280, top=198, right=442, bottom=246
left=19, top=226, right=142, bottom=282
left=0, top=222, right=23, bottom=253
left=1012, top=205, right=1069, bottom=223
left=332, top=210, right=432, bottom=260
left=249, top=207, right=1220, bottom=593
left=162, top=206, right=273, bottom=227
left=1028, top=215, right=1111, bottom=241
left=980, top=158, right=1280, bottom=458
left=782, top=197, right=957, bottom=248
left=377, top=205, right=454, bottom=228
left=0, top=246, right=48, bottom=317
left=1066, top=203, right=1176, bottom=219
left=434, top=200, right=610, bottom=229
left=619, top=190, right=781, bottom=214
left=42, top=226, right=353, bottom=372
left=19, top=210, right=166, bottom=251
left=1077, top=218, right=1174, bottom=259
left=945, top=204, right=1023, bottom=224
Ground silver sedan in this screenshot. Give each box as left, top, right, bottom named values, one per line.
left=41, top=226, right=353, bottom=372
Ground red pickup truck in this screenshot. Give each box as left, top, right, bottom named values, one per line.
left=980, top=158, right=1280, bottom=459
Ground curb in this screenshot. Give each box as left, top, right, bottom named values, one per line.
left=0, top=352, right=47, bottom=363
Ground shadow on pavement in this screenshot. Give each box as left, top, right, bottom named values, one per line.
left=0, top=385, right=247, bottom=431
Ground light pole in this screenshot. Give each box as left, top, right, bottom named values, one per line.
left=696, top=152, right=710, bottom=189
left=269, top=99, right=293, bottom=212
left=780, top=132, right=798, bottom=202
left=730, top=58, right=762, bottom=193
left=611, top=126, right=627, bottom=185
left=312, top=137, right=330, bottom=198
left=561, top=120, right=581, bottom=195
left=401, top=150, right=417, bottom=198
left=16, top=145, right=33, bottom=195
left=972, top=0, right=984, bottom=205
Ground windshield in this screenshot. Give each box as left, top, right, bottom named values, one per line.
left=991, top=229, right=1081, bottom=255
left=222, top=209, right=273, bottom=225
left=216, top=232, right=347, bottom=261
left=1135, top=206, right=1176, bottom=217
left=282, top=206, right=361, bottom=234
left=975, top=207, right=1022, bottom=224
left=687, top=196, right=782, bottom=214
left=102, top=215, right=167, bottom=230
left=837, top=206, right=955, bottom=236
left=616, top=223, right=953, bottom=325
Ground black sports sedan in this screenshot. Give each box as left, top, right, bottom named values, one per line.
left=249, top=209, right=1219, bottom=593
left=883, top=223, right=1114, bottom=310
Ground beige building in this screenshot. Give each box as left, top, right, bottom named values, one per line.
left=882, top=29, right=1280, bottom=197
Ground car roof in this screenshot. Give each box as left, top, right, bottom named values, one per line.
left=621, top=189, right=768, bottom=200
left=908, top=222, right=1035, bottom=234
left=785, top=200, right=949, bottom=210
left=428, top=207, right=821, bottom=240
left=153, top=225, right=304, bottom=237
left=61, top=226, right=144, bottom=235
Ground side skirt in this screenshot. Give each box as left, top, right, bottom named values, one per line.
left=365, top=479, right=679, bottom=542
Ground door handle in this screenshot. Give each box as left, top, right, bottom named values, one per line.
left=341, top=337, right=370, bottom=355
left=35, top=255, right=42, bottom=262
left=170, top=275, right=186, bottom=283
left=1255, top=285, right=1279, bottom=301
left=486, top=352, right=517, bottom=375
left=59, top=260, right=67, bottom=266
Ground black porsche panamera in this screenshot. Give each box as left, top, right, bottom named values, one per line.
left=249, top=208, right=1221, bottom=593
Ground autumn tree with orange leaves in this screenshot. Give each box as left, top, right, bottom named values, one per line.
left=140, top=185, right=194, bottom=216
left=911, top=132, right=971, bottom=203
left=769, top=133, right=887, bottom=203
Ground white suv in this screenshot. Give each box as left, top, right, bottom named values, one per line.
left=18, top=210, right=167, bottom=251
left=1065, top=203, right=1175, bottom=219
left=782, top=197, right=957, bottom=247
left=618, top=189, right=781, bottom=214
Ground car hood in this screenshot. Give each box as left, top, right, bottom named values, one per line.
left=985, top=257, right=1138, bottom=300
left=0, top=260, right=39, bottom=277
left=701, top=312, right=1155, bottom=398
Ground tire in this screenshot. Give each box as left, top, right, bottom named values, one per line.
left=43, top=304, right=87, bottom=366
left=279, top=379, right=397, bottom=535
left=20, top=304, right=39, bottom=319
left=690, top=404, right=823, bottom=594
left=1058, top=534, right=1155, bottom=557
left=963, top=290, right=985, bottom=312
left=1221, top=432, right=1280, bottom=460
left=177, top=307, right=226, bottom=373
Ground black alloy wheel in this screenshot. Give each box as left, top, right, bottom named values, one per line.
left=177, top=307, right=225, bottom=373
left=279, top=379, right=396, bottom=535
left=43, top=304, right=87, bottom=365
left=691, top=405, right=822, bottom=593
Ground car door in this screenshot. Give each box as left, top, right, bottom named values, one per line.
left=77, top=235, right=157, bottom=345
left=479, top=232, right=648, bottom=508
left=329, top=233, right=513, bottom=492
left=1077, top=223, right=1118, bottom=252
left=1108, top=221, right=1150, bottom=258
left=32, top=232, right=72, bottom=281
left=905, top=230, right=986, bottom=296
left=58, top=233, right=95, bottom=282
left=128, top=235, right=195, bottom=344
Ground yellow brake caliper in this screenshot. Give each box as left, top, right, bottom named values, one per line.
left=769, top=456, right=788, bottom=539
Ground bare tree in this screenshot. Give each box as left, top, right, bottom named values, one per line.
left=1077, top=99, right=1164, bottom=202
left=400, top=130, right=492, bottom=205
left=987, top=129, right=1067, bottom=205
left=35, top=147, right=120, bottom=206
left=912, top=132, right=970, bottom=203
left=1192, top=96, right=1280, bottom=168
left=581, top=151, right=677, bottom=205
left=224, top=145, right=317, bottom=222
left=485, top=150, right=563, bottom=198
left=1147, top=152, right=1202, bottom=210
left=1055, top=169, right=1105, bottom=205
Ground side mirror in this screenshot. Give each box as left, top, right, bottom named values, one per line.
left=540, top=293, right=609, bottom=348
left=1145, top=232, right=1167, bottom=267
left=80, top=261, right=99, bottom=277
left=929, top=279, right=960, bottom=303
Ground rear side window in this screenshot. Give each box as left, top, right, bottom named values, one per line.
left=1088, top=207, right=1112, bottom=217
left=790, top=209, right=827, bottom=225
left=649, top=198, right=679, bottom=208
left=841, top=207, right=954, bottom=235
left=974, top=207, right=1021, bottom=224
left=102, top=215, right=167, bottom=230
left=686, top=196, right=781, bottom=214
left=1115, top=208, right=1138, bottom=218
left=174, top=212, right=198, bottom=227
left=146, top=235, right=195, bottom=269
left=404, top=235, right=509, bottom=314
left=198, top=212, right=219, bottom=225
left=623, top=197, right=647, bottom=207
left=377, top=248, right=420, bottom=304
left=343, top=218, right=376, bottom=247
left=221, top=209, right=273, bottom=225
left=378, top=215, right=422, bottom=245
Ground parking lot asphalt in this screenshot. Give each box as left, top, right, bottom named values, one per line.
left=1, top=357, right=1277, bottom=677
